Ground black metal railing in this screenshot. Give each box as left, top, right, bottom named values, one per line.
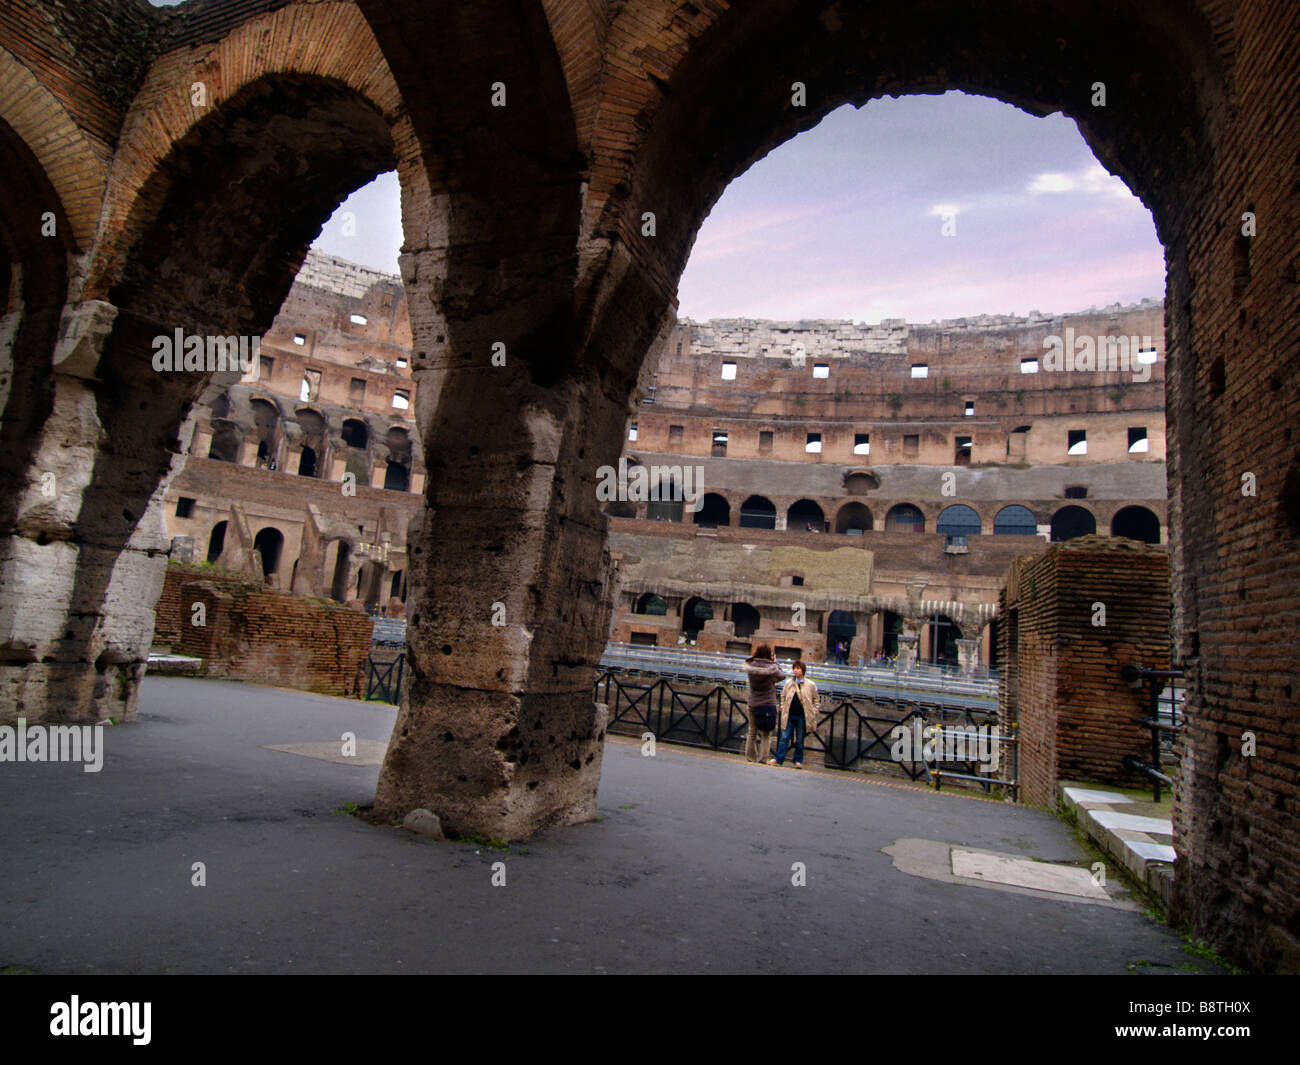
left=1121, top=663, right=1185, bottom=802
left=365, top=653, right=405, bottom=704
left=594, top=669, right=1018, bottom=795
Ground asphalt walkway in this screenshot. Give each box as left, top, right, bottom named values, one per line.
left=0, top=677, right=1217, bottom=974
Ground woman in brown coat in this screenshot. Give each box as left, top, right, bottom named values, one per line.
left=743, top=644, right=785, bottom=763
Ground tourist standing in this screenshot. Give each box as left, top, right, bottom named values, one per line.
left=743, top=644, right=784, bottom=763
left=770, top=661, right=820, bottom=768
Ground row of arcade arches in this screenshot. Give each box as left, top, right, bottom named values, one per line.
left=633, top=493, right=1161, bottom=543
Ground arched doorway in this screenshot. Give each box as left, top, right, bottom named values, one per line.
left=885, top=504, right=925, bottom=533
left=731, top=602, right=761, bottom=639
left=329, top=541, right=353, bottom=602
left=926, top=614, right=960, bottom=668
left=205, top=521, right=227, bottom=564
left=1111, top=505, right=1161, bottom=544
left=634, top=592, right=668, bottom=615
left=692, top=492, right=730, bottom=528
left=788, top=498, right=825, bottom=532
left=1051, top=505, right=1097, bottom=542
left=881, top=611, right=903, bottom=659
left=835, top=502, right=873, bottom=534
left=681, top=597, right=713, bottom=641
left=252, top=527, right=284, bottom=581
left=825, top=610, right=856, bottom=663
left=739, top=496, right=776, bottom=529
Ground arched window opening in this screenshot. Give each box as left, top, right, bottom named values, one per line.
left=994, top=505, right=1038, bottom=536
left=937, top=504, right=981, bottom=545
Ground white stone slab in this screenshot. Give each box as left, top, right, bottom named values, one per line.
left=1062, top=786, right=1134, bottom=806
left=1125, top=840, right=1177, bottom=864
left=951, top=849, right=1110, bottom=899
left=1089, top=810, right=1173, bottom=835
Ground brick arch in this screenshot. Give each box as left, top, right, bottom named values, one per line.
left=0, top=111, right=78, bottom=533
left=87, top=1, right=408, bottom=300
left=583, top=0, right=1226, bottom=310
left=0, top=49, right=108, bottom=251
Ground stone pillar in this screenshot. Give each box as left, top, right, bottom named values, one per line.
left=372, top=330, right=622, bottom=839
left=956, top=637, right=979, bottom=676
left=895, top=634, right=918, bottom=672
left=0, top=301, right=198, bottom=724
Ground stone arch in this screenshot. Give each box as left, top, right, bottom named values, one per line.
left=1111, top=505, right=1161, bottom=544
left=0, top=111, right=76, bottom=532
left=681, top=596, right=713, bottom=640
left=731, top=602, right=761, bottom=639
left=843, top=470, right=880, bottom=495
left=885, top=503, right=925, bottom=534
left=692, top=492, right=730, bottom=528
left=342, top=418, right=369, bottom=450
left=250, top=398, right=281, bottom=469
left=835, top=502, right=873, bottom=534
left=787, top=498, right=825, bottom=532
left=252, top=526, right=285, bottom=581
left=634, top=592, right=668, bottom=616
left=739, top=495, right=777, bottom=529
left=205, top=521, right=228, bottom=565
left=1051, top=505, right=1097, bottom=542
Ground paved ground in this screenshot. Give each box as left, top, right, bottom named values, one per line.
left=0, top=677, right=1219, bottom=974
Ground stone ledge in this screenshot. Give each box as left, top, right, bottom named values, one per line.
left=1059, top=781, right=1176, bottom=907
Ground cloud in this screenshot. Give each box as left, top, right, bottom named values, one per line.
left=1028, top=164, right=1132, bottom=200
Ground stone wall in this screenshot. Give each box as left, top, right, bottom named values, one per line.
left=998, top=536, right=1171, bottom=807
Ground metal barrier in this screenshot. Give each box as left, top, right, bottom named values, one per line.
left=370, top=617, right=407, bottom=646
left=594, top=667, right=1018, bottom=795
left=599, top=642, right=998, bottom=712
left=1121, top=664, right=1185, bottom=801
left=365, top=653, right=406, bottom=704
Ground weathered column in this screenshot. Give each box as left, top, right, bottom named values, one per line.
left=956, top=637, right=979, bottom=676
left=895, top=634, right=918, bottom=672
left=0, top=301, right=196, bottom=724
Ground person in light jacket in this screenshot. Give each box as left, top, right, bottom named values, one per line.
left=770, top=660, right=820, bottom=768
left=743, top=643, right=785, bottom=763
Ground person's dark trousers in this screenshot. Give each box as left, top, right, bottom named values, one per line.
left=774, top=713, right=806, bottom=765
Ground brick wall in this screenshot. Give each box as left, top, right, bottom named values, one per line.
left=153, top=562, right=264, bottom=646
left=998, top=536, right=1171, bottom=806
left=158, top=564, right=372, bottom=697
